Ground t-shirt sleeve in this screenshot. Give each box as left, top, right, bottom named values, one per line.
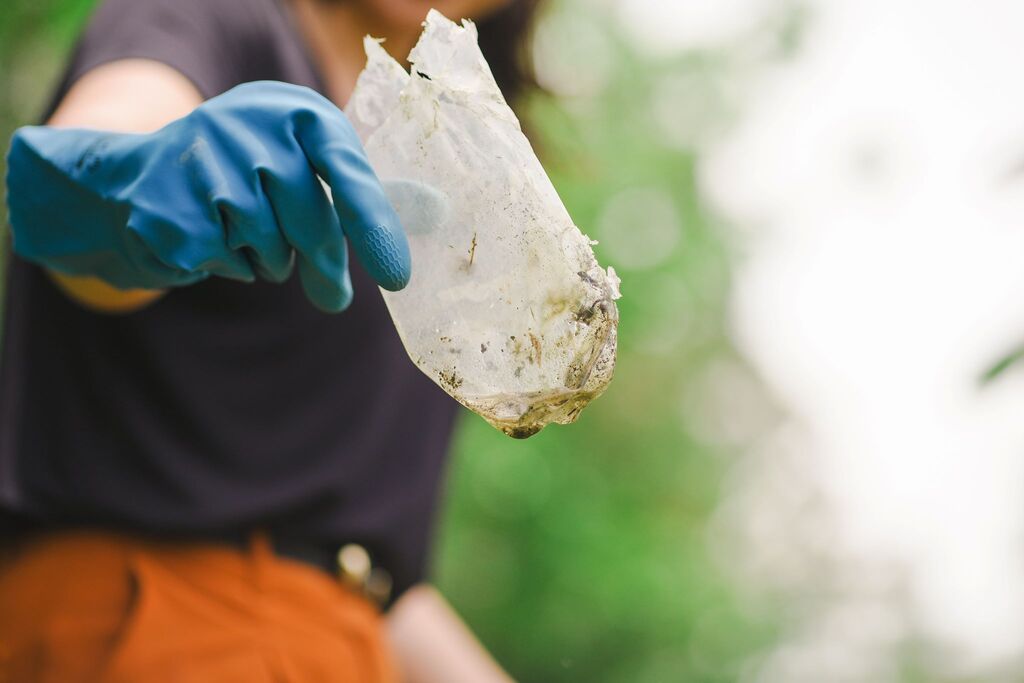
left=61, top=0, right=253, bottom=101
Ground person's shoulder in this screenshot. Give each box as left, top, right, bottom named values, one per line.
left=86, top=0, right=280, bottom=43
left=72, top=0, right=288, bottom=99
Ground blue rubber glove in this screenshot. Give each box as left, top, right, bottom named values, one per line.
left=4, top=81, right=410, bottom=312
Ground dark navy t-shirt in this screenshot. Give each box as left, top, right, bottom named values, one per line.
left=0, top=0, right=459, bottom=600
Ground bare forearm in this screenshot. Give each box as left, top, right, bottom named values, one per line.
left=386, top=584, right=515, bottom=683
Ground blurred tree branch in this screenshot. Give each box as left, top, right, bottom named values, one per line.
left=981, top=344, right=1024, bottom=385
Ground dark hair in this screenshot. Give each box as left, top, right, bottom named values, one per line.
left=475, top=0, right=545, bottom=110
left=319, top=1, right=545, bottom=110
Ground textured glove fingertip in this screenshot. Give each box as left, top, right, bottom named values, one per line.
left=357, top=223, right=411, bottom=291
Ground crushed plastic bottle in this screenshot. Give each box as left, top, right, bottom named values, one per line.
left=345, top=10, right=621, bottom=438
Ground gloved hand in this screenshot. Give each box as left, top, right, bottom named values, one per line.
left=4, top=80, right=410, bottom=312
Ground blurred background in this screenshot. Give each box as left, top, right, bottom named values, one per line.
left=4, top=0, right=1024, bottom=681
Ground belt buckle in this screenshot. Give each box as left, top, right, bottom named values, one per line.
left=336, top=543, right=392, bottom=608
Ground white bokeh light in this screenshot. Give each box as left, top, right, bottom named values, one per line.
left=615, top=0, right=781, bottom=54
left=595, top=186, right=682, bottom=271
left=704, top=0, right=1024, bottom=676
left=532, top=8, right=613, bottom=98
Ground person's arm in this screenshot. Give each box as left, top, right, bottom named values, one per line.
left=386, top=585, right=515, bottom=683
left=43, top=58, right=203, bottom=313
left=8, top=69, right=409, bottom=314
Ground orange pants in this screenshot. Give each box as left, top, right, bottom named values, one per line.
left=0, top=531, right=400, bottom=683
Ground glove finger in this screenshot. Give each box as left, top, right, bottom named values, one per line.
left=119, top=228, right=209, bottom=289
left=296, top=237, right=353, bottom=313
left=292, top=109, right=412, bottom=292
left=260, top=162, right=353, bottom=312
left=132, top=134, right=256, bottom=284
left=126, top=210, right=254, bottom=284
left=215, top=174, right=295, bottom=284
left=185, top=228, right=256, bottom=283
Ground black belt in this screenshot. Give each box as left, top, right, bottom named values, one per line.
left=261, top=536, right=338, bottom=573
left=225, top=531, right=394, bottom=608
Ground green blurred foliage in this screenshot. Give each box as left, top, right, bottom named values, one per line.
left=0, top=1, right=784, bottom=680
left=0, top=0, right=93, bottom=138
left=433, top=5, right=785, bottom=682
left=1, top=0, right=96, bottom=330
